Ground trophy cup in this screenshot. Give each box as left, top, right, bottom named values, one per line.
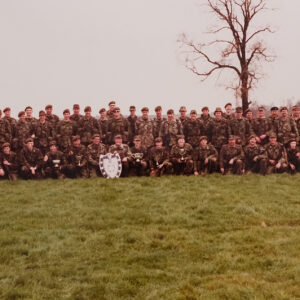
left=179, top=148, right=186, bottom=163
left=52, top=159, right=61, bottom=168
left=75, top=155, right=83, bottom=166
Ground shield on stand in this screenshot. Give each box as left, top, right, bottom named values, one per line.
left=99, top=153, right=122, bottom=178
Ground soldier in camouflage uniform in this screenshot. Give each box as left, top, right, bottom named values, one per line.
left=13, top=111, right=34, bottom=152
left=78, top=106, right=101, bottom=146
left=98, top=108, right=108, bottom=145
left=25, top=106, right=38, bottom=128
left=183, top=110, right=203, bottom=148
left=108, top=134, right=131, bottom=177
left=160, top=109, right=183, bottom=149
left=178, top=106, right=190, bottom=127
left=153, top=106, right=166, bottom=138
left=243, top=135, right=268, bottom=175
left=45, top=104, right=60, bottom=130
left=148, top=137, right=172, bottom=177
left=70, top=104, right=83, bottom=126
left=193, top=136, right=218, bottom=176
left=65, top=136, right=89, bottom=178
left=0, top=143, right=18, bottom=181
left=135, top=107, right=155, bottom=149
left=291, top=106, right=300, bottom=135
left=128, top=135, right=148, bottom=176
left=87, top=134, right=107, bottom=177
left=219, top=135, right=244, bottom=175
left=265, top=132, right=288, bottom=174
left=252, top=106, right=272, bottom=145
left=268, top=106, right=279, bottom=133
left=0, top=114, right=11, bottom=148
left=245, top=109, right=254, bottom=128
left=199, top=106, right=212, bottom=140
left=3, top=107, right=17, bottom=142
left=209, top=107, right=230, bottom=152
left=222, top=102, right=234, bottom=120
left=43, top=141, right=66, bottom=179
left=170, top=135, right=193, bottom=175
left=56, top=109, right=78, bottom=153
left=33, top=110, right=55, bottom=155
left=286, top=137, right=300, bottom=174
left=276, top=106, right=299, bottom=145
left=107, top=107, right=129, bottom=145
left=229, top=107, right=252, bottom=146
left=18, top=138, right=43, bottom=179
left=107, top=101, right=116, bottom=120
left=127, top=106, right=137, bottom=146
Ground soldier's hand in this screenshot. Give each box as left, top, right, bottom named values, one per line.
left=253, top=156, right=258, bottom=162
left=204, top=158, right=209, bottom=165
left=3, top=160, right=10, bottom=166
left=269, top=159, right=275, bottom=165
left=256, top=136, right=261, bottom=143
left=275, top=162, right=281, bottom=169
left=0, top=169, right=5, bottom=176
left=194, top=171, right=199, bottom=176
left=44, top=155, right=48, bottom=162
left=30, top=167, right=35, bottom=175
left=158, top=164, right=163, bottom=169
left=69, top=151, right=73, bottom=155
left=290, top=163, right=295, bottom=170
left=229, top=159, right=234, bottom=165
left=260, top=135, right=266, bottom=140
left=296, top=152, right=300, bottom=158
left=122, top=157, right=128, bottom=162
left=220, top=168, right=225, bottom=174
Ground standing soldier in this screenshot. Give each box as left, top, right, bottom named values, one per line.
left=223, top=102, right=234, bottom=120
left=219, top=135, right=244, bottom=175
left=65, top=136, right=89, bottom=178
left=108, top=134, right=131, bottom=177
left=268, top=106, right=279, bottom=133
left=56, top=109, right=77, bottom=153
left=243, top=135, right=268, bottom=175
left=33, top=110, right=55, bottom=155
left=107, top=107, right=129, bottom=145
left=245, top=109, right=254, bottom=128
left=107, top=101, right=116, bottom=120
left=183, top=110, right=203, bottom=148
left=3, top=107, right=17, bottom=141
left=286, top=137, right=300, bottom=174
left=193, top=136, right=218, bottom=176
left=87, top=134, right=107, bottom=178
left=265, top=132, right=288, bottom=174
left=127, top=106, right=137, bottom=146
left=153, top=106, right=166, bottom=138
left=160, top=109, right=183, bottom=149
left=135, top=107, right=155, bottom=149
left=78, top=106, right=101, bottom=146
left=276, top=106, right=299, bottom=145
left=178, top=106, right=190, bottom=127
left=169, top=135, right=194, bottom=175
left=199, top=106, right=212, bottom=140
left=229, top=107, right=252, bottom=146
left=148, top=137, right=172, bottom=177
left=18, top=138, right=43, bottom=179
left=0, top=114, right=11, bottom=148
left=291, top=105, right=300, bottom=134
left=70, top=104, right=83, bottom=126
left=209, top=107, right=230, bottom=153
left=45, top=104, right=60, bottom=130
left=25, top=106, right=38, bottom=127
left=252, top=106, right=271, bottom=145
left=98, top=108, right=108, bottom=145
left=128, top=135, right=148, bottom=176
left=43, top=141, right=66, bottom=179
left=0, top=143, right=18, bottom=181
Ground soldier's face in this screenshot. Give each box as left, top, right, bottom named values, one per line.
left=4, top=110, right=10, bottom=117
left=180, top=111, right=186, bottom=117
left=155, top=141, right=163, bottom=149
left=200, top=139, right=207, bottom=147
left=225, top=106, right=232, bottom=114
left=134, top=140, right=141, bottom=148
left=3, top=147, right=10, bottom=154
left=39, top=115, right=46, bottom=122
left=190, top=113, right=197, bottom=120
left=25, top=109, right=32, bottom=117
left=236, top=112, right=243, bottom=119
left=271, top=110, right=278, bottom=118
left=109, top=104, right=115, bottom=110
left=228, top=139, right=235, bottom=147
left=64, top=113, right=70, bottom=120
left=246, top=112, right=252, bottom=119
left=100, top=111, right=106, bottom=118
left=290, top=141, right=297, bottom=149
left=115, top=138, right=122, bottom=146
left=50, top=145, right=57, bottom=152
left=19, top=115, right=25, bottom=122
left=258, top=110, right=265, bottom=118
left=114, top=110, right=120, bottom=118
left=93, top=137, right=100, bottom=145
left=130, top=109, right=136, bottom=116
left=167, top=113, right=174, bottom=121
left=156, top=110, right=162, bottom=118
left=26, top=142, right=34, bottom=150
left=73, top=140, right=81, bottom=147
left=73, top=108, right=80, bottom=115
left=142, top=111, right=148, bottom=118
left=215, top=112, right=222, bottom=119
left=281, top=110, right=288, bottom=117
left=202, top=109, right=209, bottom=116
left=178, top=139, right=185, bottom=147
left=85, top=111, right=91, bottom=117
left=249, top=138, right=256, bottom=146
left=269, top=137, right=277, bottom=144
left=46, top=108, right=52, bottom=115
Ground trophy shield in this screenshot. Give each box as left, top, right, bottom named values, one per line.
left=99, top=153, right=122, bottom=178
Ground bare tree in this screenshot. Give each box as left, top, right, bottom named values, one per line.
left=179, top=0, right=275, bottom=113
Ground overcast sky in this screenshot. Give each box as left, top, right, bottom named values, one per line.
left=0, top=0, right=299, bottom=117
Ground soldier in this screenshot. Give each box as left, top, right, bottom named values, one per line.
left=135, top=107, right=155, bottom=149
left=193, top=136, right=218, bottom=176
left=98, top=108, right=108, bottom=145
left=78, top=106, right=100, bottom=146
left=13, top=111, right=34, bottom=152
left=108, top=134, right=131, bottom=177
left=18, top=138, right=43, bottom=179
left=229, top=107, right=252, bottom=146
left=219, top=135, right=244, bottom=175
left=33, top=110, right=55, bottom=155
left=56, top=109, right=78, bottom=153
left=107, top=101, right=116, bottom=120
left=199, top=106, right=212, bottom=139
left=3, top=107, right=17, bottom=141
left=265, top=132, right=288, bottom=174
left=87, top=134, right=107, bottom=178
left=65, top=136, right=89, bottom=178
left=107, top=107, right=129, bottom=145
left=286, top=137, right=300, bottom=174
left=252, top=106, right=272, bottom=145
left=148, top=137, right=172, bottom=177
left=128, top=135, right=148, bottom=176
left=243, top=135, right=268, bottom=175
left=43, top=141, right=66, bottom=179
left=223, top=102, right=234, bottom=120
left=25, top=106, right=38, bottom=127
left=291, top=105, right=300, bottom=134
left=245, top=109, right=254, bottom=128
left=0, top=113, right=11, bottom=147
left=178, top=106, right=190, bottom=127
left=70, top=104, right=83, bottom=126
left=170, top=135, right=193, bottom=175
left=276, top=106, right=299, bottom=145
left=268, top=106, right=279, bottom=133
left=160, top=109, right=183, bottom=149
left=210, top=107, right=230, bottom=152
left=153, top=106, right=166, bottom=138
left=127, top=105, right=137, bottom=146
left=0, top=143, right=18, bottom=181
left=45, top=104, right=60, bottom=129
left=183, top=110, right=203, bottom=148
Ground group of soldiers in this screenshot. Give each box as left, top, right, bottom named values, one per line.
left=0, top=101, right=299, bottom=180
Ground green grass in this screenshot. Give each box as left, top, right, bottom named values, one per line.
left=0, top=175, right=300, bottom=300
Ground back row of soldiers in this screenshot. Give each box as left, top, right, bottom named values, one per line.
left=0, top=101, right=299, bottom=180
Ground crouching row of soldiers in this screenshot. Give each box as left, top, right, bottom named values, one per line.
left=0, top=130, right=299, bottom=180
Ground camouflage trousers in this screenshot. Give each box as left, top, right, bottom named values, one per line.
left=173, top=159, right=194, bottom=175
left=150, top=162, right=173, bottom=177
left=20, top=166, right=42, bottom=180
left=64, top=164, right=89, bottom=179
left=223, top=159, right=244, bottom=175
left=128, top=161, right=148, bottom=177
left=267, top=161, right=288, bottom=174
left=195, top=158, right=218, bottom=175
left=44, top=167, right=65, bottom=179
left=89, top=165, right=103, bottom=178
left=246, top=158, right=268, bottom=176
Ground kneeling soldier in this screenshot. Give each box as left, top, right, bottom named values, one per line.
left=87, top=134, right=107, bottom=177
left=43, top=141, right=66, bottom=179
left=148, top=137, right=172, bottom=177
left=194, top=136, right=218, bottom=176
left=128, top=135, right=148, bottom=176
left=286, top=137, right=300, bottom=174
left=219, top=135, right=244, bottom=175
left=0, top=143, right=18, bottom=181
left=170, top=135, right=193, bottom=175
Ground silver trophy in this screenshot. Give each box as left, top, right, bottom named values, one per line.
left=75, top=155, right=83, bottom=166
left=52, top=159, right=61, bottom=168
left=131, top=153, right=143, bottom=163
left=179, top=148, right=186, bottom=162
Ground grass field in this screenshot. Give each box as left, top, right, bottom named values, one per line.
left=0, top=175, right=299, bottom=300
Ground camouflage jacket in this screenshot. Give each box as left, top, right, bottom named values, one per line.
left=170, top=143, right=193, bottom=163
left=14, top=120, right=34, bottom=148
left=210, top=118, right=230, bottom=150
left=129, top=145, right=148, bottom=163
left=25, top=117, right=38, bottom=128
left=252, top=117, right=272, bottom=137
left=243, top=144, right=267, bottom=168
left=0, top=151, right=18, bottom=173
left=33, top=121, right=54, bottom=148
left=70, top=114, right=83, bottom=126
left=148, top=146, right=169, bottom=169
left=98, top=119, right=108, bottom=141
left=127, top=115, right=138, bottom=142
left=159, top=119, right=183, bottom=147
left=78, top=116, right=101, bottom=145
left=286, top=146, right=300, bottom=166
left=265, top=142, right=287, bottom=163
left=178, top=116, right=190, bottom=127
left=107, top=117, right=129, bottom=144
left=87, top=143, right=107, bottom=166
left=0, top=119, right=12, bottom=144
left=199, top=115, right=212, bottom=138
left=44, top=150, right=66, bottom=169
left=18, top=146, right=43, bottom=169
left=219, top=144, right=244, bottom=168
left=66, top=145, right=87, bottom=167
left=135, top=117, right=155, bottom=148
left=229, top=118, right=252, bottom=145
left=153, top=117, right=166, bottom=138
left=3, top=116, right=17, bottom=139
left=193, top=144, right=218, bottom=163
left=56, top=120, right=77, bottom=151
left=268, top=116, right=279, bottom=133
left=276, top=117, right=299, bottom=144
left=108, top=144, right=131, bottom=160
left=46, top=114, right=60, bottom=130
left=183, top=119, right=204, bottom=148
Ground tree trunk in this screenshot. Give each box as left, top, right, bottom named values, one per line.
left=240, top=69, right=249, bottom=113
